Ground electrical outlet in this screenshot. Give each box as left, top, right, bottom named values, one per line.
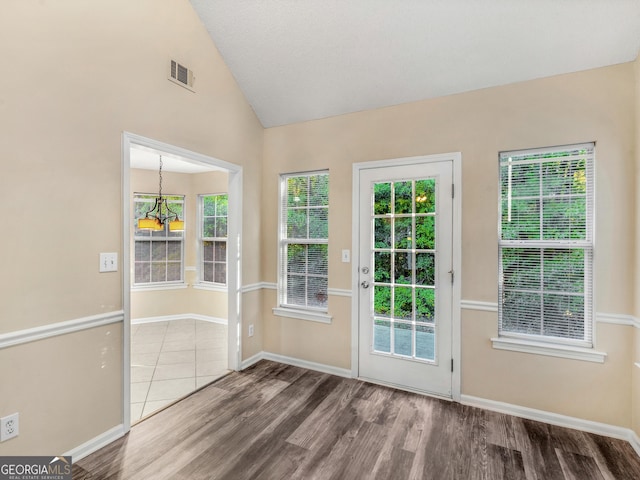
left=1, top=413, right=19, bottom=442
left=248, top=324, right=254, bottom=337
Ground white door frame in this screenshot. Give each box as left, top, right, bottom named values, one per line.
left=121, top=132, right=243, bottom=430
left=351, top=153, right=462, bottom=401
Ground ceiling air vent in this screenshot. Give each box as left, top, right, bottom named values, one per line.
left=168, top=59, right=195, bottom=92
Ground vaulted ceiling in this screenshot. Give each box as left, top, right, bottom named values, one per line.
left=190, top=1, right=640, bottom=128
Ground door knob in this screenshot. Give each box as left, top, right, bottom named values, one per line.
left=361, top=281, right=370, bottom=289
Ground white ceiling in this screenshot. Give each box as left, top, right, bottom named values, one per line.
left=189, top=0, right=640, bottom=128
left=130, top=144, right=222, bottom=173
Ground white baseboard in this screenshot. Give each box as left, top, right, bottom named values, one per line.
left=630, top=431, right=640, bottom=457
left=262, top=352, right=352, bottom=378
left=240, top=352, right=265, bottom=369
left=131, top=314, right=227, bottom=325
left=240, top=351, right=351, bottom=378
left=66, top=424, right=125, bottom=462
left=69, top=373, right=640, bottom=464
left=241, top=356, right=638, bottom=455
left=461, top=394, right=635, bottom=443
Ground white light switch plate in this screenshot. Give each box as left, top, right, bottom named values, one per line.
left=341, top=249, right=350, bottom=263
left=99, top=252, right=118, bottom=272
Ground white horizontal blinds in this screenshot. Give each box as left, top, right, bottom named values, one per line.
left=201, top=194, right=228, bottom=284
left=133, top=193, right=185, bottom=284
left=280, top=172, right=329, bottom=310
left=498, top=144, right=594, bottom=345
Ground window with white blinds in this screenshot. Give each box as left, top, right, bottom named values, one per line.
left=279, top=171, right=329, bottom=311
left=133, top=193, right=185, bottom=285
left=199, top=194, right=227, bottom=285
left=498, top=143, right=594, bottom=346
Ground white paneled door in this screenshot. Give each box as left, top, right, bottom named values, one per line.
left=358, top=160, right=453, bottom=397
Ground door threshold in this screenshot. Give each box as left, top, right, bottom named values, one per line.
left=357, top=375, right=453, bottom=401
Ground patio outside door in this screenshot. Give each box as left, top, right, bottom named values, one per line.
left=357, top=159, right=454, bottom=397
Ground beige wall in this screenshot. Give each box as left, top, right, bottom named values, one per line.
left=130, top=169, right=228, bottom=320
left=262, top=63, right=636, bottom=427
left=633, top=54, right=640, bottom=437
left=0, top=325, right=122, bottom=455
left=0, top=0, right=262, bottom=455
left=1, top=0, right=638, bottom=457
left=263, top=292, right=352, bottom=368
left=463, top=314, right=632, bottom=427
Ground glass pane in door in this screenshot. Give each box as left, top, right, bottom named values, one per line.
left=371, top=179, right=437, bottom=362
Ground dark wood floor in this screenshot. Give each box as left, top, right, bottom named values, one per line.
left=74, top=360, right=640, bottom=479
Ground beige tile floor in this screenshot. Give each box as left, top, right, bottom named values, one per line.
left=131, top=318, right=229, bottom=422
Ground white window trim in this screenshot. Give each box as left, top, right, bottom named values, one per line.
left=131, top=282, right=187, bottom=292
left=198, top=193, right=228, bottom=287
left=192, top=283, right=227, bottom=293
left=133, top=193, right=185, bottom=286
left=277, top=170, right=330, bottom=317
left=491, top=336, right=606, bottom=363
left=272, top=307, right=333, bottom=324
left=497, top=143, right=596, bottom=351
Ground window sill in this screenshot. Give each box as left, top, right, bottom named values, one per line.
left=132, top=283, right=188, bottom=292
left=192, top=283, right=227, bottom=293
left=272, top=307, right=332, bottom=324
left=491, top=337, right=607, bottom=363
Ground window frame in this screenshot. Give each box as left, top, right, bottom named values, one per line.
left=276, top=170, right=330, bottom=320
left=132, top=193, right=185, bottom=288
left=197, top=193, right=228, bottom=288
left=496, top=143, right=596, bottom=351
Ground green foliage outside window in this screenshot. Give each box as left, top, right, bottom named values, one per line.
left=201, top=194, right=228, bottom=284
left=499, top=146, right=592, bottom=342
left=371, top=179, right=437, bottom=359
left=282, top=172, right=329, bottom=309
